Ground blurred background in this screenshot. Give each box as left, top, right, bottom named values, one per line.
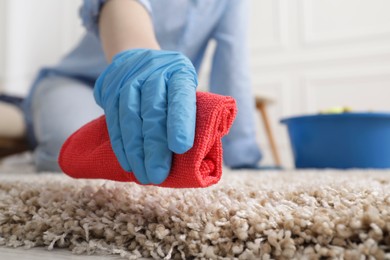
left=1, top=0, right=390, bottom=167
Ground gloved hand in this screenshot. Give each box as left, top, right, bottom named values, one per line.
left=94, top=49, right=198, bottom=185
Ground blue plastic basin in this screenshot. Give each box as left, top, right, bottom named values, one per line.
left=281, top=113, right=390, bottom=169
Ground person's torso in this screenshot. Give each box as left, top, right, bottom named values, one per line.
left=54, top=0, right=228, bottom=81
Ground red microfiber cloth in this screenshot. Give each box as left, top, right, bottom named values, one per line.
left=59, top=92, right=237, bottom=188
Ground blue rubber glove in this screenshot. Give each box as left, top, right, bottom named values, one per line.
left=94, top=49, right=198, bottom=185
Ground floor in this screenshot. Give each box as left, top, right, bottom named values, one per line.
left=0, top=247, right=123, bottom=260
left=0, top=154, right=126, bottom=260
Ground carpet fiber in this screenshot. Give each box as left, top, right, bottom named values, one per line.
left=0, top=169, right=389, bottom=259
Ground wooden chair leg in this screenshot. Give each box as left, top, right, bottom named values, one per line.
left=256, top=101, right=282, bottom=167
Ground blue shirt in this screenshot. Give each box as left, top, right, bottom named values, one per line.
left=50, top=0, right=251, bottom=90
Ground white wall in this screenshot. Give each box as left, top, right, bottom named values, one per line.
left=0, top=0, right=84, bottom=95
left=249, top=0, right=390, bottom=166
left=0, top=0, right=7, bottom=92
left=1, top=0, right=390, bottom=167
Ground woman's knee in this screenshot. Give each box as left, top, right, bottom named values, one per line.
left=30, top=75, right=102, bottom=171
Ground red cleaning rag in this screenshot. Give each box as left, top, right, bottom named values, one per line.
left=59, top=92, right=237, bottom=188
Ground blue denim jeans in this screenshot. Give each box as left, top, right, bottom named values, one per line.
left=30, top=75, right=103, bottom=172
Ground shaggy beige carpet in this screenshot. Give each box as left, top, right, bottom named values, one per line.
left=0, top=169, right=389, bottom=259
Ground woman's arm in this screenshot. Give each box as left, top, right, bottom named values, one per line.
left=99, top=0, right=160, bottom=61
left=93, top=0, right=197, bottom=184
